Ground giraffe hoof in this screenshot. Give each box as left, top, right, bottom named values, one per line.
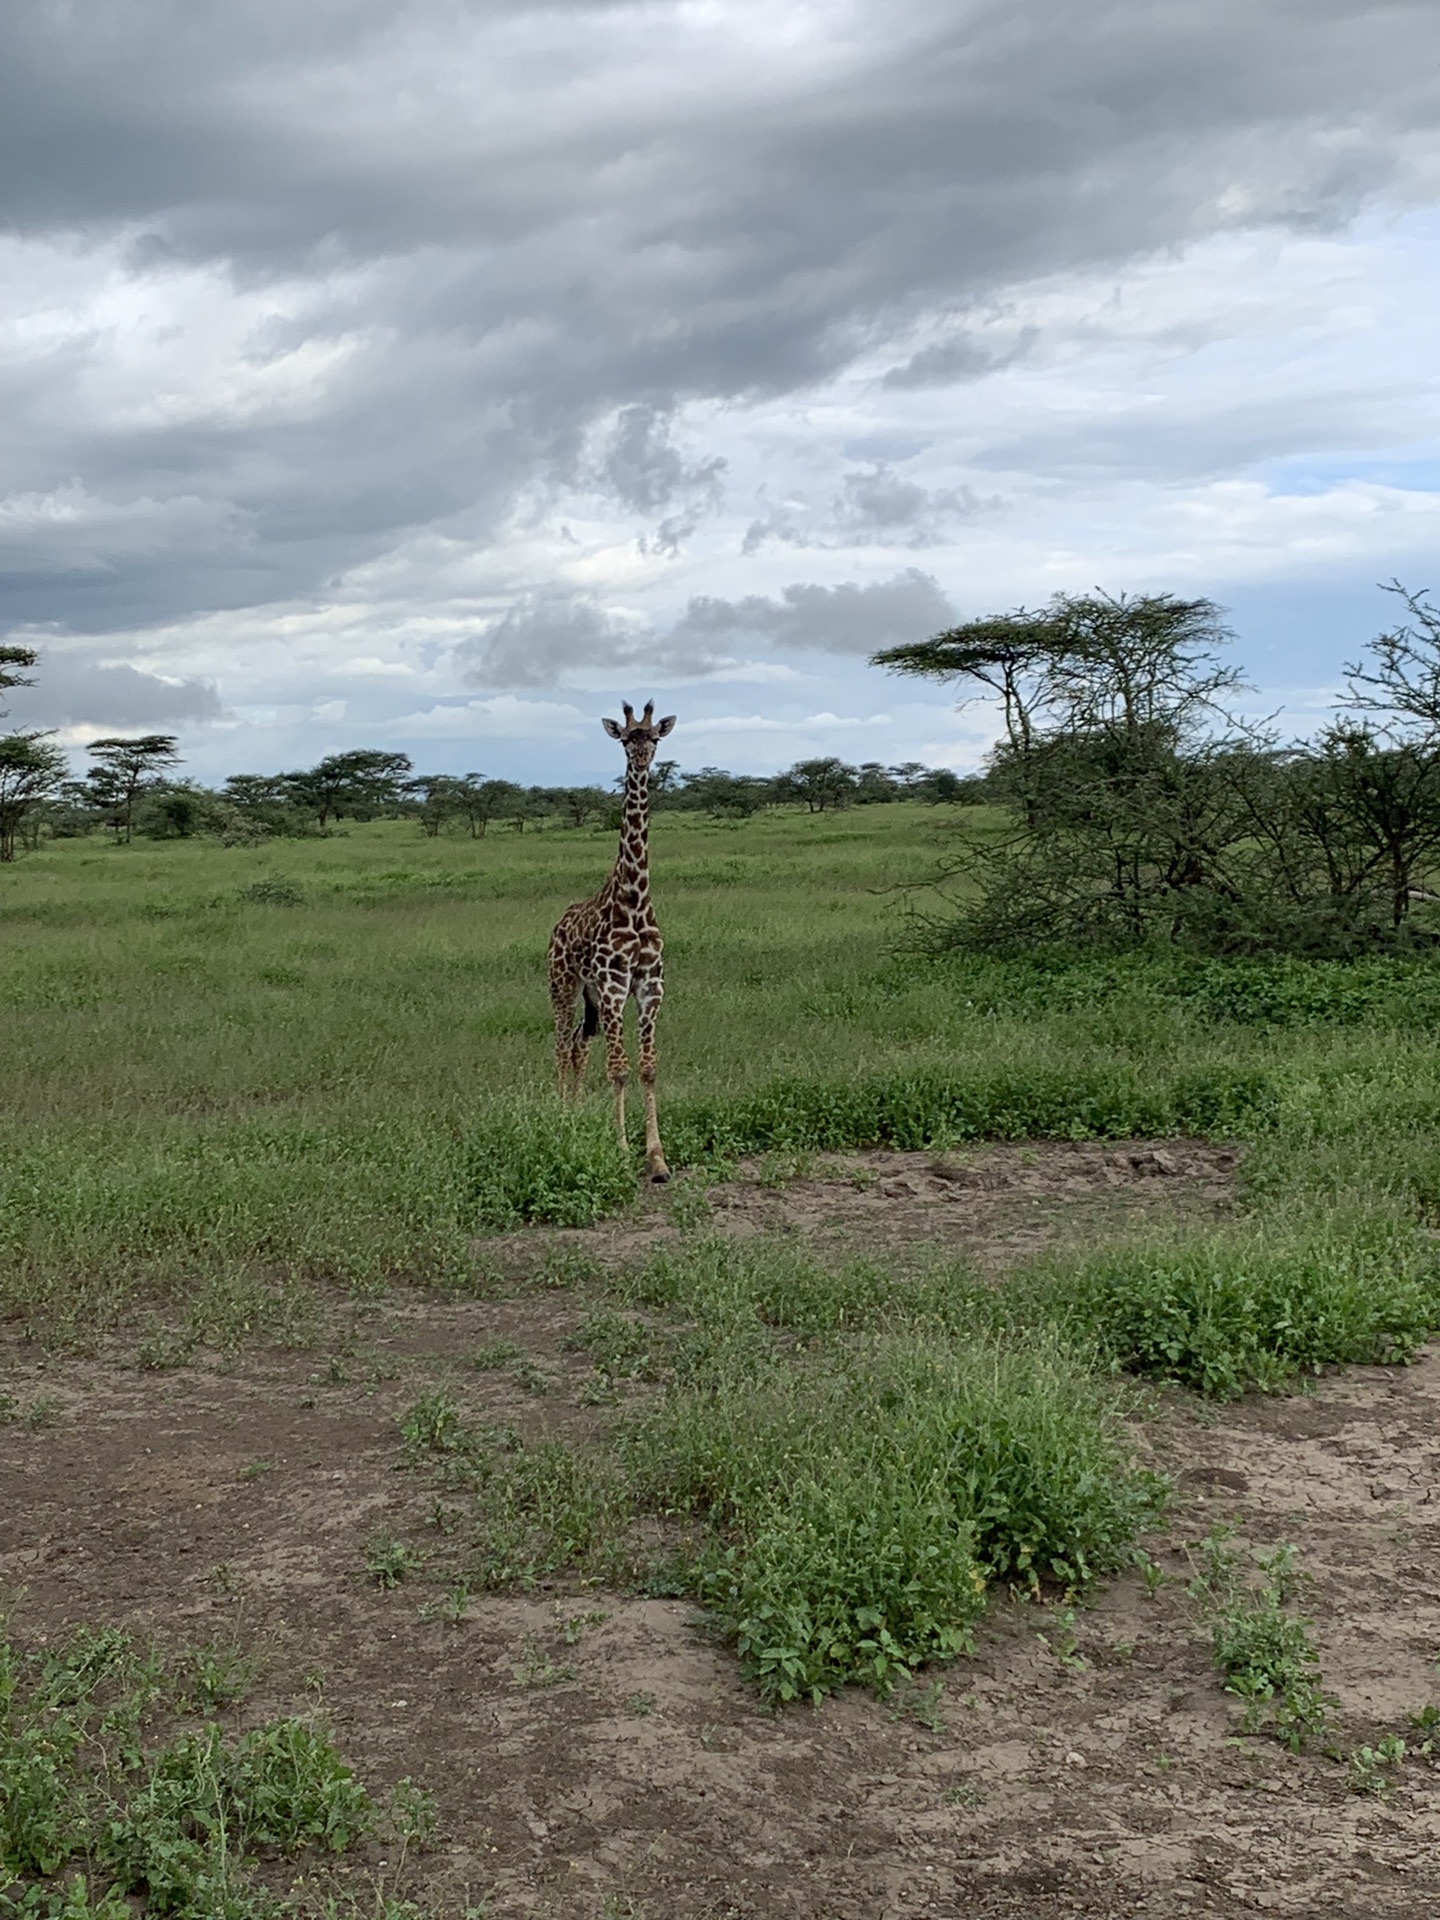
left=648, top=1165, right=672, bottom=1185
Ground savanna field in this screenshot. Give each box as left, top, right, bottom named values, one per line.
left=4, top=803, right=1440, bottom=1919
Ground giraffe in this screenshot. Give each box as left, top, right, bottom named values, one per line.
left=548, top=700, right=676, bottom=1182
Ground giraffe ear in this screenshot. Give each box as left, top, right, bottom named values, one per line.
left=656, top=714, right=677, bottom=737
left=601, top=717, right=624, bottom=740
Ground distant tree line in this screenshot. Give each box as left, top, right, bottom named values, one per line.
left=873, top=584, right=1440, bottom=956
left=0, top=676, right=976, bottom=860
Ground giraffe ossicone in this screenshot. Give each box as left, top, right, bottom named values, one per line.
left=548, top=700, right=677, bottom=1183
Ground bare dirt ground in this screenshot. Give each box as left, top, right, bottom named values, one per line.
left=3, top=1140, right=1439, bottom=1919
left=482, top=1137, right=1245, bottom=1278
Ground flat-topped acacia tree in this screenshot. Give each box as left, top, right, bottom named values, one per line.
left=85, top=735, right=182, bottom=843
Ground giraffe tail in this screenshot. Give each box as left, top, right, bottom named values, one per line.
left=580, top=985, right=600, bottom=1039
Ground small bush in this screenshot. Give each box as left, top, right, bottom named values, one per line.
left=236, top=879, right=304, bottom=907
left=464, top=1105, right=636, bottom=1228
left=1189, top=1531, right=1334, bottom=1748
left=399, top=1389, right=470, bottom=1455
left=625, top=1325, right=1164, bottom=1703
left=365, top=1533, right=421, bottom=1589
left=1029, top=1218, right=1440, bottom=1397
left=465, top=1438, right=634, bottom=1590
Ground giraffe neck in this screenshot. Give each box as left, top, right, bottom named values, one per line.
left=611, top=757, right=652, bottom=902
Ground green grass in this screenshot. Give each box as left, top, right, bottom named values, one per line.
left=13, top=806, right=1440, bottom=1714
left=0, top=1623, right=431, bottom=1918
left=393, top=1236, right=1165, bottom=1705
left=0, top=808, right=936, bottom=1322
left=10, top=806, right=1440, bottom=1326
left=7, top=807, right=1440, bottom=1379
left=1017, top=1212, right=1440, bottom=1398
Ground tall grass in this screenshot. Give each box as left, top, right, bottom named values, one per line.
left=9, top=809, right=1440, bottom=1332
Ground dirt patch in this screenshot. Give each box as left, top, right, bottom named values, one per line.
left=4, top=1260, right=1438, bottom=1919
left=484, top=1137, right=1243, bottom=1279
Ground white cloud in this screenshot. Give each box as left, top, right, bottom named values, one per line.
left=394, top=696, right=592, bottom=740
left=706, top=661, right=806, bottom=683
left=682, top=709, right=893, bottom=735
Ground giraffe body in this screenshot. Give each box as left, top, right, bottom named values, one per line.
left=548, top=701, right=676, bottom=1182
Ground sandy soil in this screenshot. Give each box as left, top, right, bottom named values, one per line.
left=482, top=1137, right=1244, bottom=1278
left=3, top=1141, right=1438, bottom=1919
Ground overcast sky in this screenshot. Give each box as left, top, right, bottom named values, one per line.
left=4, top=1, right=1440, bottom=784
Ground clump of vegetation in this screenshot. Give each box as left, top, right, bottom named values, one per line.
left=464, top=1105, right=636, bottom=1228
left=877, top=584, right=1440, bottom=958
left=0, top=1623, right=418, bottom=1918
left=1021, top=1215, right=1440, bottom=1398
left=665, top=1061, right=1276, bottom=1164
left=365, top=1532, right=423, bottom=1589
left=390, top=1238, right=1163, bottom=1707
left=624, top=1322, right=1163, bottom=1704
left=1188, top=1530, right=1334, bottom=1749
left=464, top=1437, right=635, bottom=1591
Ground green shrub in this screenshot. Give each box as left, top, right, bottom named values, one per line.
left=464, top=1105, right=636, bottom=1228
left=0, top=1878, right=133, bottom=1920
left=624, top=1325, right=1164, bottom=1703
left=399, top=1389, right=470, bottom=1455
left=465, top=1438, right=634, bottom=1590
left=226, top=1719, right=370, bottom=1851
left=1030, top=1217, right=1440, bottom=1397
left=704, top=1466, right=983, bottom=1704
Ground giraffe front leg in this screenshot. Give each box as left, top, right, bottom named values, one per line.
left=635, top=972, right=669, bottom=1183
left=597, top=989, right=631, bottom=1153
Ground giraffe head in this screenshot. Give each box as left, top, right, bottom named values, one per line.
left=602, top=700, right=676, bottom=775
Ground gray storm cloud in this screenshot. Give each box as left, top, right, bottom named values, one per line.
left=459, top=591, right=644, bottom=688
left=2, top=0, right=1438, bottom=661
left=667, top=570, right=957, bottom=656
left=458, top=570, right=956, bottom=685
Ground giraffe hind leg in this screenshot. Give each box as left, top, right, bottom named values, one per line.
left=552, top=972, right=583, bottom=1097
left=567, top=984, right=600, bottom=1092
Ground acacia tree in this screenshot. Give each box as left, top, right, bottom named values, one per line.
left=1, top=644, right=65, bottom=861
left=1328, top=585, right=1440, bottom=928
left=287, top=750, right=414, bottom=825
left=872, top=592, right=1262, bottom=949
left=0, top=735, right=66, bottom=860
left=776, top=757, right=860, bottom=812
left=84, top=735, right=181, bottom=842
left=874, top=593, right=1236, bottom=828
left=443, top=775, right=519, bottom=837
left=1, top=644, right=38, bottom=710
left=404, top=773, right=468, bottom=836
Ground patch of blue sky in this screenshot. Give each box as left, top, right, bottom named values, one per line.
left=1256, top=454, right=1440, bottom=499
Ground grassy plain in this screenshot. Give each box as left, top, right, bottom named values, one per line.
left=2, top=805, right=940, bottom=1322
left=5, top=802, right=1440, bottom=1914
left=8, top=799, right=1440, bottom=1326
